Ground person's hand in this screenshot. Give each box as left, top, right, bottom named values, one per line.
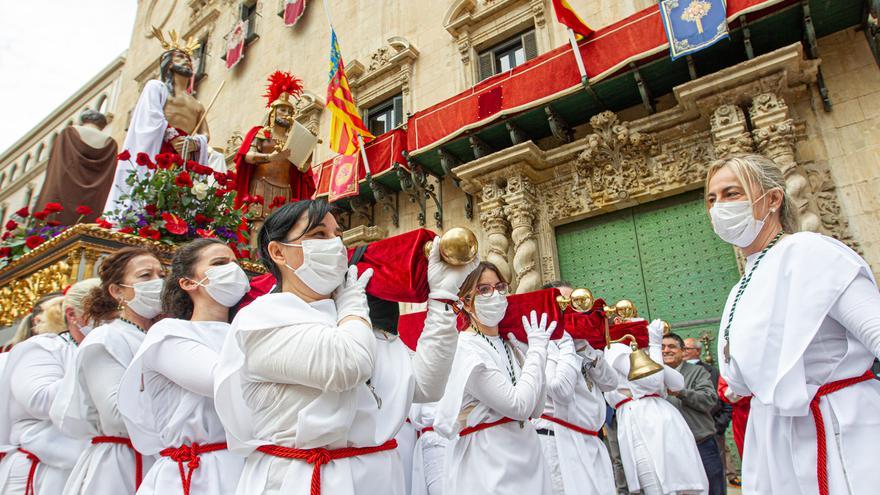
left=171, top=136, right=200, bottom=156
left=268, top=147, right=292, bottom=162
left=723, top=387, right=744, bottom=403
left=648, top=319, right=665, bottom=346
left=333, top=266, right=374, bottom=323
left=557, top=332, right=575, bottom=357
left=426, top=236, right=480, bottom=301
left=576, top=337, right=602, bottom=361
left=522, top=311, right=555, bottom=351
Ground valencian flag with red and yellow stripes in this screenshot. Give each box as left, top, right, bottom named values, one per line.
left=326, top=29, right=373, bottom=156
left=551, top=0, right=594, bottom=38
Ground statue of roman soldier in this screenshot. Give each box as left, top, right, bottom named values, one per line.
left=233, top=71, right=316, bottom=220
left=103, top=28, right=210, bottom=215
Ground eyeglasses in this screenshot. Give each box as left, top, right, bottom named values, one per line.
left=475, top=282, right=509, bottom=297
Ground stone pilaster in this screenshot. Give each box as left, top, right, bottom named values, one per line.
left=478, top=181, right=512, bottom=283
left=709, top=104, right=754, bottom=158
left=503, top=174, right=541, bottom=293
left=749, top=93, right=821, bottom=232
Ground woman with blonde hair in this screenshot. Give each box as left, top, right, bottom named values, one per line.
left=705, top=153, right=880, bottom=495
left=33, top=296, right=67, bottom=336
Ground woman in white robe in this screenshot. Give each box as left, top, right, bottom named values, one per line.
left=409, top=402, right=446, bottom=495
left=215, top=199, right=475, bottom=495
left=705, top=154, right=880, bottom=495
left=54, top=247, right=165, bottom=494
left=434, top=262, right=555, bottom=495
left=118, top=239, right=250, bottom=494
left=604, top=320, right=708, bottom=495
left=0, top=307, right=85, bottom=495
left=532, top=331, right=618, bottom=495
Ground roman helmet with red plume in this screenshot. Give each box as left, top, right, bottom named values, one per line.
left=263, top=71, right=304, bottom=111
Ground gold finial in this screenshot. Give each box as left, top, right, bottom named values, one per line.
left=151, top=26, right=201, bottom=56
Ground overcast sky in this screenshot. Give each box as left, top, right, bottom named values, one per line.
left=0, top=1, right=138, bottom=154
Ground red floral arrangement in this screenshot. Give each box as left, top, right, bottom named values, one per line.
left=0, top=204, right=94, bottom=266
left=101, top=151, right=254, bottom=258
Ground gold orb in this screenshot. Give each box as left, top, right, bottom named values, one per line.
left=569, top=288, right=595, bottom=313
left=424, top=227, right=478, bottom=265
left=615, top=299, right=636, bottom=319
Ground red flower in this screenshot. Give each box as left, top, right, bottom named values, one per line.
left=118, top=227, right=134, bottom=234
left=214, top=189, right=228, bottom=198
left=239, top=248, right=251, bottom=259
left=156, top=153, right=175, bottom=170
left=1, top=232, right=11, bottom=240
left=5, top=220, right=18, bottom=231
left=14, top=206, right=29, bottom=218
left=95, top=217, right=113, bottom=229
left=46, top=220, right=61, bottom=227
left=175, top=171, right=193, bottom=188
left=135, top=152, right=153, bottom=167
left=33, top=211, right=48, bottom=221
left=138, top=226, right=161, bottom=240
left=193, top=214, right=213, bottom=225
left=250, top=195, right=264, bottom=205
left=171, top=154, right=183, bottom=167
left=162, top=212, right=189, bottom=235
left=43, top=202, right=64, bottom=213
left=196, top=228, right=216, bottom=238
left=269, top=195, right=287, bottom=209
left=225, top=171, right=237, bottom=185
left=75, top=205, right=93, bottom=217
left=213, top=172, right=228, bottom=187
left=144, top=204, right=158, bottom=216
left=0, top=247, right=11, bottom=258
left=117, top=150, right=131, bottom=161
left=25, top=235, right=45, bottom=249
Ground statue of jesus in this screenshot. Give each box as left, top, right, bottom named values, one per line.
left=103, top=28, right=210, bottom=216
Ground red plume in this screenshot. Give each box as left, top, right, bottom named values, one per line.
left=263, top=71, right=304, bottom=107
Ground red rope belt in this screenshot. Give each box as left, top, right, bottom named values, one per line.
left=539, top=414, right=599, bottom=436
left=810, top=369, right=875, bottom=495
left=458, top=417, right=516, bottom=437
left=416, top=426, right=435, bottom=439
left=257, top=438, right=397, bottom=495
left=17, top=448, right=39, bottom=495
left=614, top=393, right=660, bottom=410
left=160, top=442, right=227, bottom=495
left=92, top=435, right=143, bottom=490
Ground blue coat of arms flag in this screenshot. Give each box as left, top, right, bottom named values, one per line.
left=660, top=0, right=729, bottom=60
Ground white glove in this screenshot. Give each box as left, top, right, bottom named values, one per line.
left=333, top=266, right=374, bottom=323
left=574, top=337, right=601, bottom=360
left=557, top=332, right=576, bottom=357
left=427, top=236, right=480, bottom=301
left=648, top=319, right=665, bottom=347
left=522, top=311, right=555, bottom=351
left=723, top=387, right=745, bottom=403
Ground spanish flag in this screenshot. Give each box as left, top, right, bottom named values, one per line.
left=326, top=29, right=373, bottom=156
left=551, top=0, right=594, bottom=39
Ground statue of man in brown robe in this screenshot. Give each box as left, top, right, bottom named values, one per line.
left=36, top=110, right=118, bottom=224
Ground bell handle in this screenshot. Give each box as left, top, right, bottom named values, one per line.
left=609, top=333, right=639, bottom=350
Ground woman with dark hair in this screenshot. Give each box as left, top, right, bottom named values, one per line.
left=117, top=238, right=247, bottom=495
left=215, top=199, right=475, bottom=495
left=0, top=293, right=86, bottom=495
left=54, top=247, right=163, bottom=495
left=433, top=262, right=556, bottom=494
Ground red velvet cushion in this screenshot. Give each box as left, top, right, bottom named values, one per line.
left=563, top=298, right=607, bottom=346
left=349, top=228, right=436, bottom=303
left=499, top=289, right=565, bottom=344
left=608, top=319, right=650, bottom=349
left=398, top=311, right=427, bottom=351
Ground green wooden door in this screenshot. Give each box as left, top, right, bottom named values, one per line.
left=555, top=190, right=742, bottom=361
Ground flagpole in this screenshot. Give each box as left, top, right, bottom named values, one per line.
left=566, top=28, right=588, bottom=86
left=357, top=134, right=372, bottom=184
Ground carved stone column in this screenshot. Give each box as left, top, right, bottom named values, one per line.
left=709, top=104, right=754, bottom=158
left=503, top=174, right=541, bottom=293
left=749, top=93, right=821, bottom=232
left=478, top=181, right=512, bottom=283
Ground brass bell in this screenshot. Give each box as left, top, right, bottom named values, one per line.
left=611, top=334, right=663, bottom=381
left=423, top=227, right=479, bottom=266
left=604, top=299, right=637, bottom=319
left=661, top=320, right=671, bottom=335
left=556, top=287, right=594, bottom=313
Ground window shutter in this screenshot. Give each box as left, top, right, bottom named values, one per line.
left=522, top=30, right=538, bottom=61
left=478, top=51, right=495, bottom=81
left=393, top=95, right=404, bottom=127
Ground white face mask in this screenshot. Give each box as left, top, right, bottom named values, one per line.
left=280, top=237, right=348, bottom=296
left=121, top=278, right=165, bottom=319
left=474, top=291, right=508, bottom=327
left=709, top=193, right=772, bottom=248
left=79, top=324, right=94, bottom=336
left=193, top=262, right=250, bottom=307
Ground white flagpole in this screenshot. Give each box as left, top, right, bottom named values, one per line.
left=566, top=28, right=588, bottom=84
left=357, top=134, right=372, bottom=180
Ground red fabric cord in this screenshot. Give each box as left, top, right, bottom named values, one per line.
left=810, top=370, right=874, bottom=495
left=160, top=442, right=227, bottom=495
left=539, top=414, right=598, bottom=436
left=17, top=448, right=39, bottom=495
left=458, top=417, right=517, bottom=437
left=257, top=439, right=397, bottom=495
left=614, top=393, right=660, bottom=410
left=92, top=435, right=144, bottom=490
